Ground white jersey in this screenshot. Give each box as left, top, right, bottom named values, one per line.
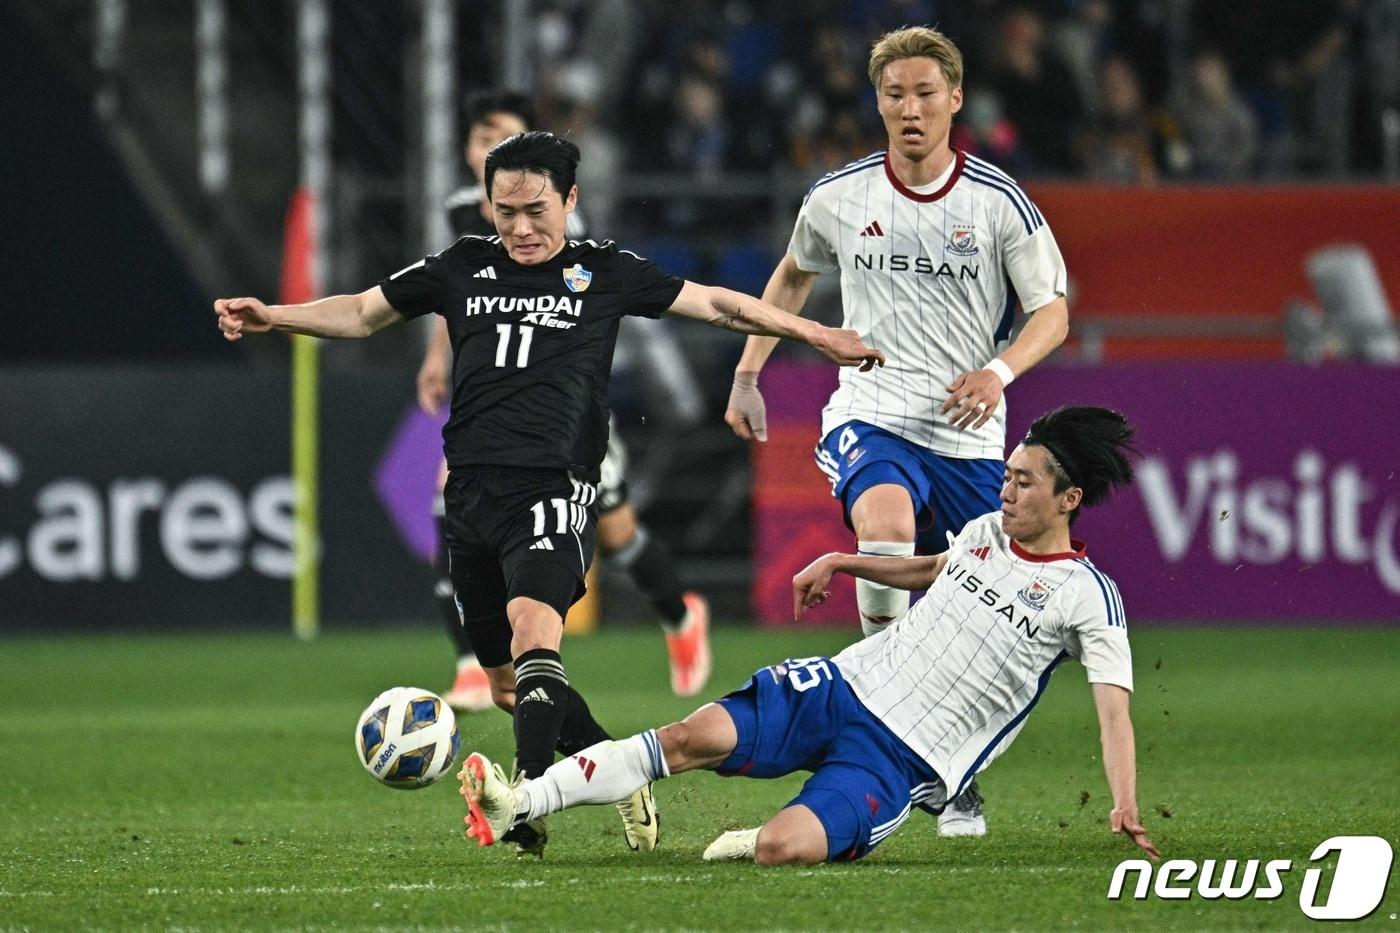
left=832, top=511, right=1132, bottom=802
left=789, top=150, right=1068, bottom=459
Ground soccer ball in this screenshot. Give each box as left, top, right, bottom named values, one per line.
left=355, top=687, right=461, bottom=789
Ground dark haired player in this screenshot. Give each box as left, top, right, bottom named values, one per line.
left=421, top=93, right=713, bottom=713
left=461, top=407, right=1158, bottom=866
left=214, top=131, right=884, bottom=859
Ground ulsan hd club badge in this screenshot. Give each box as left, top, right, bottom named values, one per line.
left=563, top=263, right=592, bottom=293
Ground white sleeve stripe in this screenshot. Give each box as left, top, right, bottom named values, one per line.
left=388, top=258, right=426, bottom=279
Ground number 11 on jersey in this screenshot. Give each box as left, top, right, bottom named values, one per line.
left=494, top=323, right=535, bottom=368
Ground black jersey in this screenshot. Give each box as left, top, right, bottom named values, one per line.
left=379, top=236, right=684, bottom=480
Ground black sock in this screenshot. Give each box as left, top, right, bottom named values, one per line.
left=512, top=648, right=571, bottom=778
left=611, top=526, right=687, bottom=630
left=555, top=685, right=612, bottom=756
left=435, top=517, right=475, bottom=658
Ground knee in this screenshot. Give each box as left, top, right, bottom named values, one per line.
left=657, top=719, right=721, bottom=771
left=853, top=512, right=915, bottom=542
left=507, top=598, right=562, bottom=655
left=657, top=720, right=698, bottom=763
left=754, top=827, right=824, bottom=866
left=850, top=489, right=916, bottom=542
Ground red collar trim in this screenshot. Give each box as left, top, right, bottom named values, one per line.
left=1010, top=538, right=1087, bottom=563
left=884, top=148, right=964, bottom=203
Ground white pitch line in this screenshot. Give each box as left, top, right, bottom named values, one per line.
left=0, top=866, right=1086, bottom=900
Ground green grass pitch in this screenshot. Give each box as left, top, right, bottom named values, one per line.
left=1, top=625, right=1397, bottom=931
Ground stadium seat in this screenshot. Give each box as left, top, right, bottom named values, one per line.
left=717, top=243, right=775, bottom=297
left=632, top=242, right=700, bottom=281
left=725, top=25, right=782, bottom=91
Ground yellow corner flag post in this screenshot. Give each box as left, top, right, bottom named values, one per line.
left=291, top=333, right=321, bottom=640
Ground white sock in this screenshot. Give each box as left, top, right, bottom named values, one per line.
left=856, top=540, right=914, bottom=637
left=519, top=730, right=669, bottom=822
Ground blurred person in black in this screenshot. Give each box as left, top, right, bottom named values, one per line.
left=420, top=93, right=716, bottom=710
left=988, top=6, right=1085, bottom=175
left=1174, top=50, right=1259, bottom=180
left=1077, top=57, right=1165, bottom=183
left=214, top=131, right=884, bottom=857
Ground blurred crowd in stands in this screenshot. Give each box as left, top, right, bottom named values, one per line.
left=491, top=0, right=1400, bottom=189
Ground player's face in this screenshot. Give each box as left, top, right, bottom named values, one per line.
left=466, top=112, right=529, bottom=184
left=876, top=57, right=963, bottom=162
left=999, top=444, right=1079, bottom=541
left=490, top=170, right=577, bottom=265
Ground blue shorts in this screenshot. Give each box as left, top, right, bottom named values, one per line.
left=814, top=420, right=1002, bottom=554
left=715, top=658, right=944, bottom=861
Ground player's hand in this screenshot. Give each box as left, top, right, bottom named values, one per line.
left=940, top=370, right=1004, bottom=431
left=793, top=552, right=843, bottom=620
left=725, top=373, right=768, bottom=442
left=815, top=327, right=886, bottom=372
left=214, top=297, right=275, bottom=341
left=416, top=347, right=450, bottom=415
left=1110, top=805, right=1160, bottom=860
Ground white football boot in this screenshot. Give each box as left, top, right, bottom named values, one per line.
left=702, top=827, right=760, bottom=861
left=937, top=779, right=987, bottom=837
left=616, top=781, right=660, bottom=852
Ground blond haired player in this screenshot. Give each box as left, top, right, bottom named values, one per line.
left=725, top=26, right=1071, bottom=835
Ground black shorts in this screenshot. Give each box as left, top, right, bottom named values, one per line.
left=442, top=466, right=598, bottom=667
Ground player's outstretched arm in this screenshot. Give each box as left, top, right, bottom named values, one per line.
left=736, top=254, right=820, bottom=373
left=1092, top=682, right=1160, bottom=860
left=666, top=282, right=884, bottom=371
left=941, top=296, right=1070, bottom=431
left=726, top=257, right=821, bottom=442
left=213, top=286, right=404, bottom=342
left=793, top=551, right=948, bottom=618
left=416, top=316, right=452, bottom=415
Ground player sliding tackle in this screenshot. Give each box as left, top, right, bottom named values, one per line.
left=461, top=407, right=1160, bottom=865
left=214, top=130, right=882, bottom=860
